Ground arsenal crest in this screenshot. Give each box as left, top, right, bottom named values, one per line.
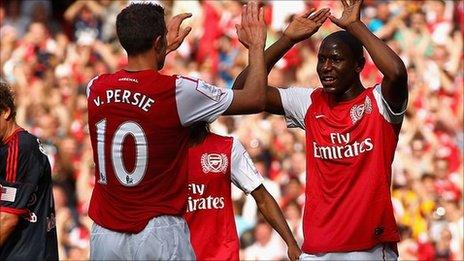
left=201, top=153, right=228, bottom=174
left=350, top=96, right=372, bottom=124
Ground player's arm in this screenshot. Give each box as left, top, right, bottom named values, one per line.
left=0, top=212, right=19, bottom=246
left=0, top=137, right=45, bottom=245
left=223, top=1, right=267, bottom=115
left=330, top=0, right=408, bottom=112
left=232, top=8, right=330, bottom=115
left=230, top=138, right=301, bottom=260
left=251, top=185, right=301, bottom=261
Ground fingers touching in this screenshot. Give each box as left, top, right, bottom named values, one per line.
left=236, top=1, right=266, bottom=48
left=309, top=8, right=330, bottom=24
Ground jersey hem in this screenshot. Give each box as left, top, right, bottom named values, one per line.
left=90, top=213, right=184, bottom=234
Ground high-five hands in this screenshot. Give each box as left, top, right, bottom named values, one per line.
left=329, top=0, right=363, bottom=29
left=235, top=1, right=266, bottom=49
left=283, top=8, right=330, bottom=44
left=166, top=13, right=192, bottom=54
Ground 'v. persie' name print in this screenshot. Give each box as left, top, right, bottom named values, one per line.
left=92, top=89, right=155, bottom=112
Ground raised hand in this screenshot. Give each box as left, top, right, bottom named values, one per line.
left=329, top=0, right=363, bottom=29
left=166, top=13, right=192, bottom=54
left=235, top=1, right=266, bottom=49
left=283, top=8, right=330, bottom=44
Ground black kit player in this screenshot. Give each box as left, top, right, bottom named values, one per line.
left=0, top=81, right=58, bottom=260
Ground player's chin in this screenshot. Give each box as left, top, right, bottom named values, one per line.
left=322, top=85, right=338, bottom=93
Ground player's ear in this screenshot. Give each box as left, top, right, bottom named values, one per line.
left=153, top=35, right=166, bottom=52
left=2, top=108, right=11, bottom=121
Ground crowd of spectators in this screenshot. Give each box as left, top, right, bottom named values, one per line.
left=0, top=0, right=462, bottom=260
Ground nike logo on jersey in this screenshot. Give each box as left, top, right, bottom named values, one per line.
left=315, top=115, right=326, bottom=119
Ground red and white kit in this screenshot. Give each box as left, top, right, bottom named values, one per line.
left=184, top=133, right=263, bottom=260
left=86, top=70, right=233, bottom=233
left=279, top=85, right=405, bottom=253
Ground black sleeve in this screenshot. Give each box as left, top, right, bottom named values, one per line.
left=0, top=136, right=44, bottom=214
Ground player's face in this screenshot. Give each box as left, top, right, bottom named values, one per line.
left=317, top=39, right=359, bottom=96
left=0, top=109, right=9, bottom=144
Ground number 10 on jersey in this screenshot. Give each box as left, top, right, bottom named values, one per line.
left=95, top=119, right=148, bottom=187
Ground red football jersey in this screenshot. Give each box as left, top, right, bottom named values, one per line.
left=86, top=70, right=233, bottom=233
left=184, top=133, right=263, bottom=260
left=279, top=85, right=404, bottom=253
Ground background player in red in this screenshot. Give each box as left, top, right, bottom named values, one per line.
left=234, top=0, right=408, bottom=259
left=86, top=2, right=268, bottom=260
left=184, top=122, right=301, bottom=261
left=0, top=81, right=58, bottom=260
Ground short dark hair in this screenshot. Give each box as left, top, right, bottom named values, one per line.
left=323, top=31, right=364, bottom=61
left=0, top=81, right=16, bottom=120
left=116, top=3, right=166, bottom=56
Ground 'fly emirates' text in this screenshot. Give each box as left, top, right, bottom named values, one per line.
left=187, top=183, right=225, bottom=212
left=313, top=132, right=373, bottom=160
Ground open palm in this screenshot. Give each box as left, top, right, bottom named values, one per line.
left=284, top=8, right=330, bottom=44
left=166, top=13, right=192, bottom=54
left=330, top=0, right=363, bottom=29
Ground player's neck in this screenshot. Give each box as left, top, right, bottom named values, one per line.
left=334, top=80, right=364, bottom=103
left=2, top=122, right=20, bottom=144
left=125, top=54, right=157, bottom=72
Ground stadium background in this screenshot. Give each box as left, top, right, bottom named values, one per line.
left=0, top=0, right=462, bottom=260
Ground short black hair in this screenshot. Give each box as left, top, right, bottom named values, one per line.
left=323, top=31, right=364, bottom=61
left=116, top=3, right=166, bottom=56
left=0, top=81, right=16, bottom=120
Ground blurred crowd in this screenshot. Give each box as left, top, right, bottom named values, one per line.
left=0, top=0, right=462, bottom=260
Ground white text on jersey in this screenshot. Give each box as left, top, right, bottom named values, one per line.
left=187, top=183, right=225, bottom=212
left=189, top=183, right=205, bottom=195
left=96, top=89, right=155, bottom=112
left=314, top=132, right=374, bottom=160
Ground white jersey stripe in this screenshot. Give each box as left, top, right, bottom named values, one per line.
left=86, top=76, right=100, bottom=98
left=373, top=84, right=407, bottom=124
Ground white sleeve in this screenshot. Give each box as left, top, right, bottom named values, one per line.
left=175, top=76, right=234, bottom=126
left=278, top=87, right=313, bottom=129
left=230, top=138, right=264, bottom=194
left=373, top=84, right=407, bottom=124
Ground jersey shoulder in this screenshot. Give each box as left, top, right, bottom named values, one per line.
left=191, top=133, right=233, bottom=153
left=17, top=131, right=40, bottom=152
left=206, top=133, right=233, bottom=143
left=90, top=73, right=111, bottom=85
left=17, top=131, right=49, bottom=172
